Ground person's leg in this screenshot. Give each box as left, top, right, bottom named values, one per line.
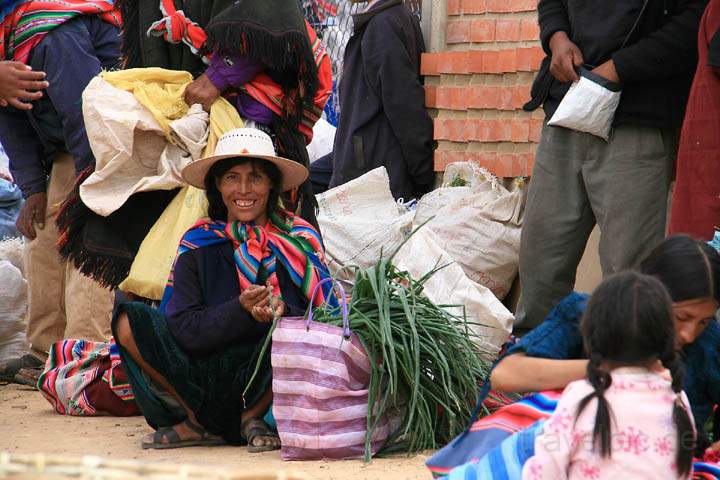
left=28, top=16, right=121, bottom=176
left=240, top=388, right=280, bottom=451
left=114, top=311, right=222, bottom=447
left=23, top=154, right=78, bottom=360
left=514, top=125, right=596, bottom=330
left=584, top=125, right=676, bottom=276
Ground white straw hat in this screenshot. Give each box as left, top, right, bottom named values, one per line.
left=181, top=128, right=309, bottom=191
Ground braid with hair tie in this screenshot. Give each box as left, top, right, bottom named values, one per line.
left=660, top=350, right=694, bottom=477
left=576, top=353, right=614, bottom=457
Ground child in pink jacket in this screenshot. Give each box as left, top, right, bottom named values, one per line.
left=523, top=271, right=696, bottom=480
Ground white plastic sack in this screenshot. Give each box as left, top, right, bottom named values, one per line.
left=0, top=142, right=9, bottom=179
left=414, top=164, right=525, bottom=300
left=547, top=69, right=622, bottom=141
left=79, top=76, right=209, bottom=217
left=316, top=167, right=413, bottom=280
left=394, top=227, right=513, bottom=356
left=0, top=256, right=27, bottom=362
left=307, top=117, right=336, bottom=163
left=0, top=237, right=23, bottom=274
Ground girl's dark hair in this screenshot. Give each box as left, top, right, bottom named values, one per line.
left=577, top=271, right=694, bottom=476
left=204, top=157, right=283, bottom=222
left=641, top=234, right=720, bottom=303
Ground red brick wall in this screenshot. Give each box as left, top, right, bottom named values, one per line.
left=422, top=0, right=544, bottom=177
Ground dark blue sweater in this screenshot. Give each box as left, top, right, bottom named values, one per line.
left=164, top=242, right=308, bottom=357
left=508, top=292, right=720, bottom=431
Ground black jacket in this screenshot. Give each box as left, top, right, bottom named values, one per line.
left=328, top=0, right=434, bottom=200
left=525, top=0, right=708, bottom=128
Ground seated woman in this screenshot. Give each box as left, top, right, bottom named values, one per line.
left=113, top=128, right=337, bottom=451
left=490, top=235, right=720, bottom=447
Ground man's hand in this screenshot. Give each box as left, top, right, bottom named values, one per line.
left=549, top=31, right=584, bottom=83
left=0, top=171, right=12, bottom=182
left=184, top=73, right=221, bottom=112
left=16, top=191, right=47, bottom=240
left=0, top=61, right=48, bottom=110
left=591, top=60, right=621, bottom=84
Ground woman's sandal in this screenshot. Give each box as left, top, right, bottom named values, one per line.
left=141, top=419, right=225, bottom=450
left=241, top=417, right=281, bottom=453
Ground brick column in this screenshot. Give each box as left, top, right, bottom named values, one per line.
left=422, top=0, right=544, bottom=178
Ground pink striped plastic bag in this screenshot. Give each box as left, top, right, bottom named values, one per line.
left=271, top=278, right=390, bottom=460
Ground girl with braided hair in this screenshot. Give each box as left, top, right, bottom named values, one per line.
left=523, top=271, right=696, bottom=479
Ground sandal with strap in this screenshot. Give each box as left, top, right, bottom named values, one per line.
left=241, top=417, right=281, bottom=453
left=141, top=419, right=225, bottom=450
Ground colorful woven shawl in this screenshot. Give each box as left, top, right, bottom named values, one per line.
left=146, top=0, right=331, bottom=144
left=38, top=338, right=138, bottom=417
left=0, top=0, right=121, bottom=62
left=160, top=210, right=338, bottom=312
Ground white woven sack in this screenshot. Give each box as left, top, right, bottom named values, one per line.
left=0, top=259, right=27, bottom=361
left=316, top=167, right=413, bottom=281
left=414, top=164, right=525, bottom=300
left=394, top=227, right=513, bottom=356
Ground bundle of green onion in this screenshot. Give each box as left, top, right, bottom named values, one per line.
left=312, top=256, right=491, bottom=461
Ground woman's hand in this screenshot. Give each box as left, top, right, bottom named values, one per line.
left=240, top=285, right=285, bottom=323
left=240, top=285, right=269, bottom=311
left=184, top=73, right=221, bottom=112
left=252, top=297, right=286, bottom=323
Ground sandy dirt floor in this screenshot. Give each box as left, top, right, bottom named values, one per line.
left=0, top=384, right=433, bottom=479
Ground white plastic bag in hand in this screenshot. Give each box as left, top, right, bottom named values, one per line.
left=547, top=69, right=622, bottom=141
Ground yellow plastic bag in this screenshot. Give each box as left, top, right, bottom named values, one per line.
left=119, top=186, right=208, bottom=300
left=115, top=68, right=243, bottom=300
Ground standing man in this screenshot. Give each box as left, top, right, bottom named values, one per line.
left=313, top=0, right=435, bottom=200
left=0, top=2, right=121, bottom=384
left=516, top=0, right=708, bottom=329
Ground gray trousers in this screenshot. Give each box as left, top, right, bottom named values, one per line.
left=515, top=124, right=677, bottom=329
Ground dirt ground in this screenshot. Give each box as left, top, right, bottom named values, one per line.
left=0, top=384, right=433, bottom=479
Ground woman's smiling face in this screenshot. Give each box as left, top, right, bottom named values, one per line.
left=217, top=161, right=272, bottom=225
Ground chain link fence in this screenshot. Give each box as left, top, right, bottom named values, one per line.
left=300, top=0, right=422, bottom=125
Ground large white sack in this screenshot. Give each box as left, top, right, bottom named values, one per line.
left=394, top=227, right=513, bottom=356
left=0, top=237, right=24, bottom=275
left=0, top=142, right=9, bottom=178
left=316, top=167, right=413, bottom=279
left=307, top=117, right=336, bottom=163
left=414, top=163, right=525, bottom=300
left=0, top=260, right=27, bottom=362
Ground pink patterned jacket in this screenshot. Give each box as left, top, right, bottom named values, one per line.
left=522, top=367, right=695, bottom=480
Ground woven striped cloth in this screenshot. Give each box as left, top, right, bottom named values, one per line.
left=427, top=391, right=562, bottom=479
left=160, top=212, right=338, bottom=313
left=38, top=337, right=137, bottom=416
left=0, top=0, right=121, bottom=63
left=428, top=390, right=720, bottom=479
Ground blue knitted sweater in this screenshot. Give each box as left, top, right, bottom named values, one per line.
left=507, top=292, right=720, bottom=429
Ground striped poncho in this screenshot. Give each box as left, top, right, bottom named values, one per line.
left=0, top=0, right=121, bottom=63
